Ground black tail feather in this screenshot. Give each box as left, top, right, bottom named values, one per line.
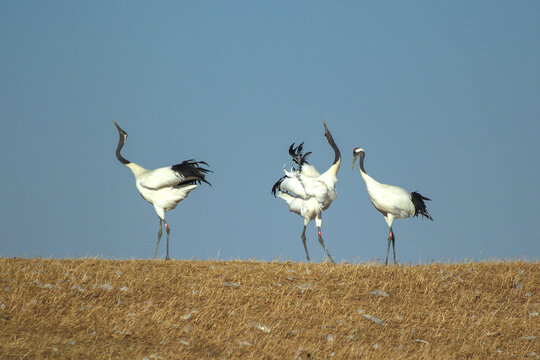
left=271, top=176, right=285, bottom=197
left=411, top=191, right=433, bottom=220
left=288, top=142, right=311, bottom=168
left=288, top=143, right=301, bottom=160
left=172, top=160, right=212, bottom=186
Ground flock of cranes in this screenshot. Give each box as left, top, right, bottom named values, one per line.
left=114, top=122, right=433, bottom=264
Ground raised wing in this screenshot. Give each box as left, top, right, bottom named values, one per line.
left=277, top=168, right=309, bottom=198
left=273, top=166, right=332, bottom=202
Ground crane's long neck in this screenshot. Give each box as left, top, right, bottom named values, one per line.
left=114, top=123, right=148, bottom=178
left=331, top=143, right=341, bottom=167
left=328, top=155, right=341, bottom=179
left=324, top=123, right=341, bottom=177
left=358, top=151, right=367, bottom=174
left=326, top=132, right=341, bottom=167
left=116, top=138, right=147, bottom=177
left=126, top=162, right=147, bottom=177
left=357, top=152, right=379, bottom=190
left=116, top=135, right=130, bottom=165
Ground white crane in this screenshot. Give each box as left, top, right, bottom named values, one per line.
left=114, top=122, right=211, bottom=260
left=272, top=122, right=341, bottom=264
left=352, top=147, right=432, bottom=265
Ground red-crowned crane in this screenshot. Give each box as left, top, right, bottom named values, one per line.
left=272, top=122, right=341, bottom=264
left=352, top=147, right=432, bottom=265
left=114, top=122, right=211, bottom=260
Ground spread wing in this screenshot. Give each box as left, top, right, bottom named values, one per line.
left=272, top=167, right=330, bottom=201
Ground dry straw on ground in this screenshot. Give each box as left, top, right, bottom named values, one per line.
left=0, top=258, right=538, bottom=359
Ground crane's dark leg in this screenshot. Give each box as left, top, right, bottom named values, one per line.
left=385, top=228, right=392, bottom=266
left=317, top=227, right=335, bottom=264
left=301, top=225, right=310, bottom=261
left=155, top=219, right=162, bottom=259
left=164, top=220, right=171, bottom=260
left=385, top=227, right=397, bottom=265
left=391, top=228, right=396, bottom=265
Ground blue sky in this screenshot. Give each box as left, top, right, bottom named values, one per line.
left=1, top=1, right=538, bottom=263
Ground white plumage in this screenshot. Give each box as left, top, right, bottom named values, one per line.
left=272, top=122, right=341, bottom=264
left=352, top=147, right=432, bottom=265
left=114, top=122, right=211, bottom=260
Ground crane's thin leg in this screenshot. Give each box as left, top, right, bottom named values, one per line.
left=301, top=225, right=310, bottom=262
left=155, top=219, right=163, bottom=259
left=385, top=229, right=391, bottom=266
left=317, top=227, right=335, bottom=265
left=391, top=228, right=397, bottom=265
left=164, top=220, right=171, bottom=260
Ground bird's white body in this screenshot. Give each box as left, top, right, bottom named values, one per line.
left=277, top=162, right=339, bottom=225
left=126, top=163, right=198, bottom=220
left=359, top=170, right=415, bottom=227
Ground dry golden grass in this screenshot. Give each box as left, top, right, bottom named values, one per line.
left=0, top=258, right=538, bottom=359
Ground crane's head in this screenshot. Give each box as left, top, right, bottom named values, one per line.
left=114, top=121, right=128, bottom=144
left=352, top=147, right=365, bottom=170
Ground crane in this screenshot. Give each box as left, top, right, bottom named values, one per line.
left=114, top=122, right=211, bottom=260
left=272, top=122, right=341, bottom=264
left=352, top=147, right=432, bottom=265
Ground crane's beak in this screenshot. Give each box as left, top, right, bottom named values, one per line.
left=114, top=121, right=128, bottom=139
left=352, top=154, right=357, bottom=170
left=114, top=121, right=123, bottom=133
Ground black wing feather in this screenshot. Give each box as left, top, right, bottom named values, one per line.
left=411, top=191, right=433, bottom=220
left=288, top=142, right=311, bottom=168
left=171, top=160, right=212, bottom=186
left=271, top=176, right=286, bottom=197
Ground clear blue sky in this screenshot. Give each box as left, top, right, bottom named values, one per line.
left=1, top=1, right=538, bottom=263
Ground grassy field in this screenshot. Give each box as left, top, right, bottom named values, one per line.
left=0, top=258, right=538, bottom=359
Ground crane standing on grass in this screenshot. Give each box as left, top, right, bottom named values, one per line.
left=352, top=147, right=432, bottom=265
left=272, top=122, right=341, bottom=264
left=114, top=122, right=211, bottom=260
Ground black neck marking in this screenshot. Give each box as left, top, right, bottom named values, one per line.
left=114, top=124, right=130, bottom=165
left=358, top=151, right=366, bottom=173
left=324, top=124, right=341, bottom=165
